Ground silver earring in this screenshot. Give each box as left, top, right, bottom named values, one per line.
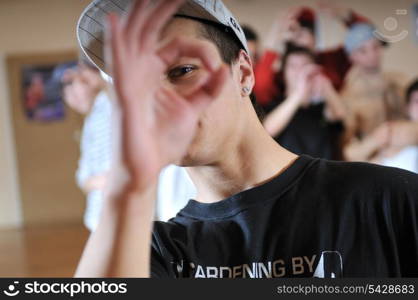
left=242, top=87, right=251, bottom=95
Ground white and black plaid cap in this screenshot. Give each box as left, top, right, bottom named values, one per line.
left=77, top=0, right=249, bottom=74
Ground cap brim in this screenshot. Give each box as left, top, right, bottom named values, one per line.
left=77, top=0, right=130, bottom=73
left=77, top=0, right=248, bottom=74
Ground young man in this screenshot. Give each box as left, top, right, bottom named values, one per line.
left=76, top=0, right=418, bottom=278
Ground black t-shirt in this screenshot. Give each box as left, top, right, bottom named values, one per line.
left=151, top=155, right=418, bottom=278
left=264, top=99, right=343, bottom=160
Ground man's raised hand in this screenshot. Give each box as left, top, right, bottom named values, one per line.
left=106, top=0, right=228, bottom=190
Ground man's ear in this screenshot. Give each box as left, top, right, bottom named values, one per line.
left=237, top=49, right=255, bottom=97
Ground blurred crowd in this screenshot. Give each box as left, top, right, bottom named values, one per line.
left=250, top=2, right=418, bottom=170
left=62, top=2, right=418, bottom=231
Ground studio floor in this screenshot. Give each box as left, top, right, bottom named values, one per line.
left=0, top=223, right=89, bottom=277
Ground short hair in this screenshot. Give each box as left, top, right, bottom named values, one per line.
left=406, top=79, right=418, bottom=104
left=241, top=25, right=258, bottom=42
left=174, top=15, right=242, bottom=64
left=196, top=19, right=243, bottom=65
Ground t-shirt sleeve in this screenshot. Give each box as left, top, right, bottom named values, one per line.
left=150, top=225, right=173, bottom=278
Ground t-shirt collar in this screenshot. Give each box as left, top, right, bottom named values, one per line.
left=178, top=155, right=317, bottom=220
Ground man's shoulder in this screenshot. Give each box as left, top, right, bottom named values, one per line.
left=152, top=220, right=187, bottom=242
left=310, top=158, right=418, bottom=194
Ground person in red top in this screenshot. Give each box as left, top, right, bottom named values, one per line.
left=254, top=3, right=369, bottom=107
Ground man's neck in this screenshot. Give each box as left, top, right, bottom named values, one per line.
left=186, top=115, right=298, bottom=204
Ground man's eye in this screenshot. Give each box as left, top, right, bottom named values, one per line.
left=167, top=65, right=197, bottom=80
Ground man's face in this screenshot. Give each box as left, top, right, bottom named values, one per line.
left=408, top=90, right=418, bottom=121
left=161, top=18, right=248, bottom=166
left=350, top=38, right=382, bottom=72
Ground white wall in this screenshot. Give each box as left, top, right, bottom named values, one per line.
left=0, top=54, right=21, bottom=228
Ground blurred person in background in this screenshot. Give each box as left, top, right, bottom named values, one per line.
left=347, top=79, right=418, bottom=173
left=341, top=23, right=416, bottom=162
left=254, top=2, right=369, bottom=108
left=263, top=46, right=346, bottom=160
left=63, top=64, right=111, bottom=231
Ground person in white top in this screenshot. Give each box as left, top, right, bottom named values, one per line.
left=63, top=64, right=112, bottom=230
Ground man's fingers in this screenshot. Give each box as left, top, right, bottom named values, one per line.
left=186, top=64, right=229, bottom=112
left=124, top=0, right=151, bottom=48
left=157, top=64, right=228, bottom=116
left=140, top=0, right=186, bottom=47
left=106, top=13, right=124, bottom=83
left=156, top=87, right=187, bottom=112
left=125, top=0, right=151, bottom=30
left=183, top=71, right=210, bottom=97
left=203, top=65, right=229, bottom=98
left=158, top=38, right=221, bottom=72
